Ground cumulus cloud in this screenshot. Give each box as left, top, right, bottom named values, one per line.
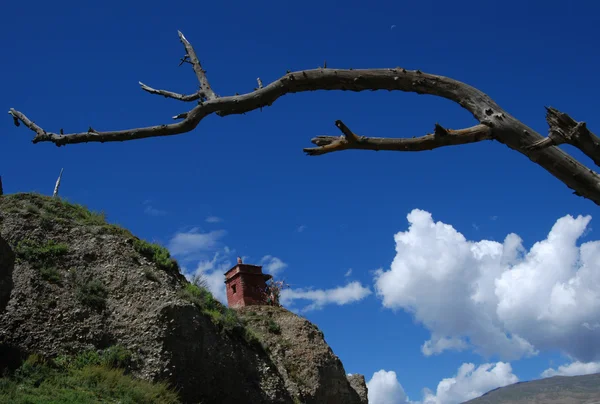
left=541, top=361, right=600, bottom=378
left=367, top=370, right=410, bottom=404
left=167, top=228, right=227, bottom=260
left=259, top=255, right=288, bottom=276
left=421, top=362, right=518, bottom=404
left=374, top=209, right=600, bottom=362
left=280, top=281, right=371, bottom=312
left=368, top=363, right=517, bottom=404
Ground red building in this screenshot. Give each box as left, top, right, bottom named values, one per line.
left=224, top=257, right=273, bottom=308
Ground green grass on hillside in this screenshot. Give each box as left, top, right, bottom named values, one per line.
left=2, top=193, right=180, bottom=274
left=0, top=347, right=180, bottom=404
left=0, top=193, right=133, bottom=237
left=179, top=278, right=263, bottom=351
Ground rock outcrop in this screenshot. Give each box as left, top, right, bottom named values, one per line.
left=238, top=305, right=365, bottom=404
left=347, top=374, right=369, bottom=404
left=0, top=193, right=367, bottom=403
left=0, top=234, right=14, bottom=313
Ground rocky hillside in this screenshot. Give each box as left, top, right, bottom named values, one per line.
left=464, top=373, right=600, bottom=404
left=0, top=193, right=367, bottom=404
left=239, top=306, right=368, bottom=404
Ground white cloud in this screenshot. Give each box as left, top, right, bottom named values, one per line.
left=280, top=281, right=371, bottom=312
left=368, top=363, right=518, bottom=404
left=345, top=268, right=353, bottom=277
left=374, top=209, right=600, bottom=362
left=421, top=336, right=468, bottom=356
left=205, top=216, right=222, bottom=223
left=297, top=225, right=307, bottom=233
left=541, top=361, right=600, bottom=378
left=367, top=370, right=410, bottom=404
left=143, top=200, right=166, bottom=216
left=167, top=228, right=227, bottom=259
left=187, top=251, right=232, bottom=304
left=422, top=362, right=518, bottom=404
left=259, top=255, right=288, bottom=276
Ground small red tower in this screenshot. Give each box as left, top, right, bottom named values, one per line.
left=224, top=258, right=272, bottom=308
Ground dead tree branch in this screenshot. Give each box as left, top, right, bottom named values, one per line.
left=8, top=31, right=600, bottom=206
left=525, top=107, right=600, bottom=167
left=138, top=82, right=202, bottom=102
left=304, top=120, right=492, bottom=156
left=177, top=30, right=217, bottom=101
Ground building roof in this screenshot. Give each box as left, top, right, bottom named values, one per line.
left=224, top=262, right=272, bottom=279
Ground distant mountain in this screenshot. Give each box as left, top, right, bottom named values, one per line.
left=464, top=373, right=600, bottom=404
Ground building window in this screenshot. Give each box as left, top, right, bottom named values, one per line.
left=232, top=284, right=237, bottom=294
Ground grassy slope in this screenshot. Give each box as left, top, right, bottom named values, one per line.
left=0, top=348, right=180, bottom=404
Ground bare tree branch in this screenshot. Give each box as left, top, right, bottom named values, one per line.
left=525, top=107, right=600, bottom=167
left=8, top=107, right=207, bottom=144
left=304, top=121, right=492, bottom=156
left=8, top=31, right=600, bottom=206
left=177, top=30, right=217, bottom=101
left=138, top=82, right=201, bottom=102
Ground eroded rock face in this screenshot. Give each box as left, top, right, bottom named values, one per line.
left=347, top=374, right=369, bottom=404
left=0, top=194, right=293, bottom=404
left=0, top=194, right=365, bottom=404
left=0, top=234, right=14, bottom=313
left=239, top=305, right=366, bottom=404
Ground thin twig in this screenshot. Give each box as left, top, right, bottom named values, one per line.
left=139, top=82, right=201, bottom=102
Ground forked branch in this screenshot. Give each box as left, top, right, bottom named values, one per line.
left=8, top=31, right=600, bottom=206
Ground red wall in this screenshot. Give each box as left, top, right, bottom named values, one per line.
left=225, top=265, right=270, bottom=308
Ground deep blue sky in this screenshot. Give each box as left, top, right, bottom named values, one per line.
left=2, top=0, right=600, bottom=402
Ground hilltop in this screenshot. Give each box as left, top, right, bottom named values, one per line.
left=0, top=193, right=367, bottom=404
left=464, top=373, right=600, bottom=404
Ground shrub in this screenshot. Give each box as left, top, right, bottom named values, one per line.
left=24, top=204, right=40, bottom=215
left=133, top=238, right=178, bottom=272
left=100, top=345, right=132, bottom=369
left=15, top=239, right=68, bottom=285
left=144, top=269, right=159, bottom=282
left=267, top=319, right=281, bottom=334
left=0, top=350, right=179, bottom=403
left=76, top=279, right=108, bottom=311
left=101, top=223, right=133, bottom=237
left=15, top=239, right=68, bottom=267
left=179, top=282, right=219, bottom=312
left=55, top=346, right=132, bottom=371
left=66, top=349, right=102, bottom=370
left=39, top=213, right=54, bottom=230
left=39, top=266, right=62, bottom=285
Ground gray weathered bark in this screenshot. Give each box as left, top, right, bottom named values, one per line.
left=53, top=168, right=64, bottom=198
left=8, top=32, right=600, bottom=206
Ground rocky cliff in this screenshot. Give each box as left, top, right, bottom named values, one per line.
left=0, top=193, right=367, bottom=403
